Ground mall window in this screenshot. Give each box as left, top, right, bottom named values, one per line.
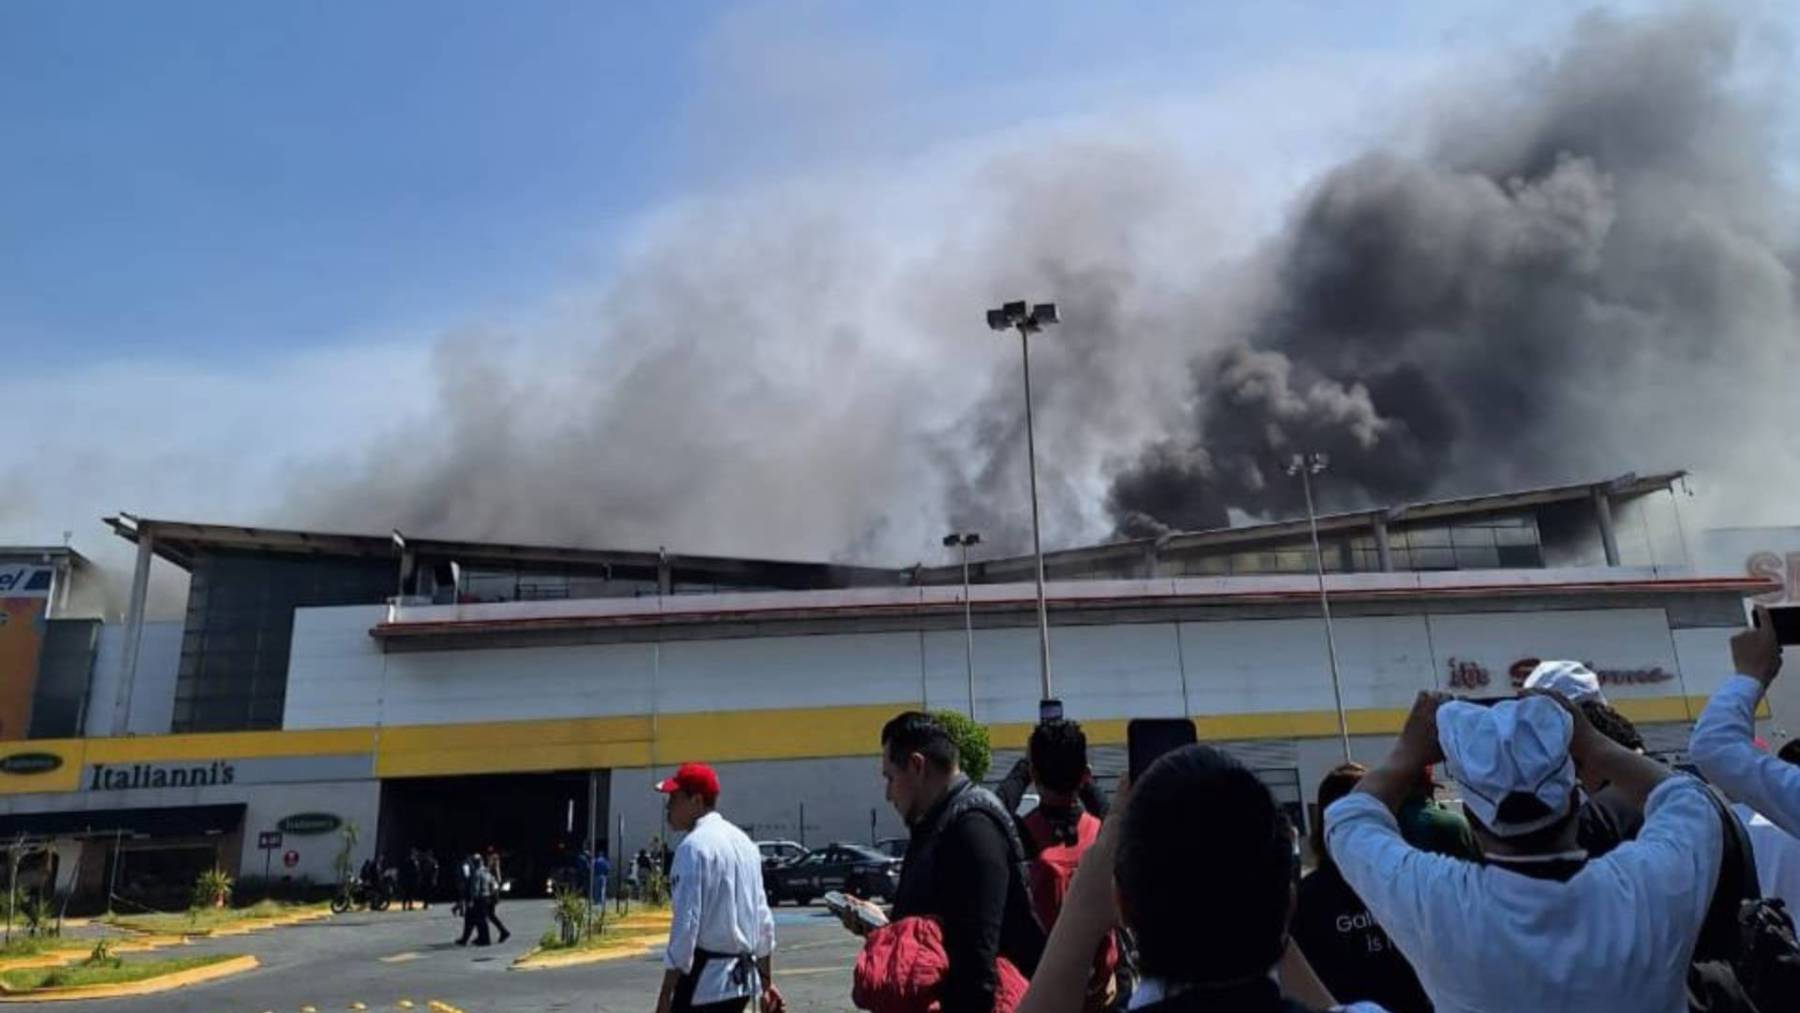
left=172, top=552, right=396, bottom=733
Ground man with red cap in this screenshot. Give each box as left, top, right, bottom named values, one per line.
left=654, top=762, right=782, bottom=1013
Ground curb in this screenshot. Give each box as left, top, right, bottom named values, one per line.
left=0, top=954, right=258, bottom=1003
left=108, top=908, right=332, bottom=940
left=509, top=933, right=669, bottom=971
left=0, top=952, right=89, bottom=974
left=205, top=910, right=331, bottom=937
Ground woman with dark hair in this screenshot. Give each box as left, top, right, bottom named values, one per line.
left=1291, top=764, right=1432, bottom=1013
left=1018, top=745, right=1375, bottom=1013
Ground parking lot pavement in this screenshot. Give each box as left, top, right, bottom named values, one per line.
left=43, top=901, right=861, bottom=1013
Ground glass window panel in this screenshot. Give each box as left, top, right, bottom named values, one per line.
left=1413, top=547, right=1456, bottom=569
left=1455, top=545, right=1500, bottom=568
left=1494, top=526, right=1539, bottom=547
left=1452, top=527, right=1497, bottom=548
left=1496, top=544, right=1543, bottom=567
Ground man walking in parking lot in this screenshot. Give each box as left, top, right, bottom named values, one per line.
left=656, top=762, right=783, bottom=1013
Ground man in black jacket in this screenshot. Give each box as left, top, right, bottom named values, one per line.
left=842, top=711, right=1044, bottom=1013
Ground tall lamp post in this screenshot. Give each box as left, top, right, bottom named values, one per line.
left=986, top=300, right=1058, bottom=705
left=943, top=532, right=982, bottom=717
left=1287, top=452, right=1351, bottom=763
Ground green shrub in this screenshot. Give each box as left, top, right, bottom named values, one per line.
left=643, top=868, right=670, bottom=907
left=191, top=868, right=233, bottom=910
left=22, top=893, right=56, bottom=938
left=83, top=939, right=117, bottom=968
left=552, top=887, right=592, bottom=946
left=932, top=709, right=992, bottom=782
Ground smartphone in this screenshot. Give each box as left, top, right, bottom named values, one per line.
left=1039, top=698, right=1064, bottom=723
left=1127, top=718, right=1197, bottom=780
left=1753, top=606, right=1800, bottom=646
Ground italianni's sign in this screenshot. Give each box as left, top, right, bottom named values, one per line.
left=88, top=761, right=236, bottom=790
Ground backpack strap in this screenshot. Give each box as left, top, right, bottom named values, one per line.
left=1695, top=783, right=1761, bottom=963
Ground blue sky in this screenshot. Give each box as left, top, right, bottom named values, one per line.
left=0, top=0, right=1606, bottom=369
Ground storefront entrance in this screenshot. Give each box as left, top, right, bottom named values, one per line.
left=377, top=770, right=608, bottom=899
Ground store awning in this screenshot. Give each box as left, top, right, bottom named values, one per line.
left=0, top=804, right=244, bottom=840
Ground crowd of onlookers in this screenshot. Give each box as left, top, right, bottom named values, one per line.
left=1024, top=612, right=1800, bottom=1013
left=650, top=610, right=1800, bottom=1013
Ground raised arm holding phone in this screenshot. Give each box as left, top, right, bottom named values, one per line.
left=1691, top=604, right=1800, bottom=838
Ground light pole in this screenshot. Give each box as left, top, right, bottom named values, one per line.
left=986, top=300, right=1058, bottom=704
left=943, top=532, right=981, bottom=717
left=1287, top=452, right=1351, bottom=763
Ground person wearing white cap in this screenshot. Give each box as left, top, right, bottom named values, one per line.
left=1325, top=690, right=1722, bottom=1013
left=1520, top=659, right=1605, bottom=704
left=1524, top=660, right=1649, bottom=857
left=1691, top=607, right=1800, bottom=839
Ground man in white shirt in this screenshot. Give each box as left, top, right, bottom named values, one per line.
left=654, top=762, right=782, bottom=1013
left=1326, top=690, right=1721, bottom=1013
left=1691, top=607, right=1800, bottom=838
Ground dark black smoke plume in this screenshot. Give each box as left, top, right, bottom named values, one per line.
left=1107, top=8, right=1799, bottom=537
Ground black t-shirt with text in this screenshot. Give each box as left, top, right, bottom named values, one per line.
left=1292, top=861, right=1432, bottom=1013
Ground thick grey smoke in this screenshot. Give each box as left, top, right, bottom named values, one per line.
left=290, top=139, right=1217, bottom=560
left=1109, top=8, right=1800, bottom=535
left=294, top=7, right=1798, bottom=564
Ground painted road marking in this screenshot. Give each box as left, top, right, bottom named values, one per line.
left=379, top=951, right=422, bottom=964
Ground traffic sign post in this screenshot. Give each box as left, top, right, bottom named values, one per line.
left=258, top=831, right=282, bottom=895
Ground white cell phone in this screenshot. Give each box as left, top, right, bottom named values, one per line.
left=823, top=891, right=888, bottom=930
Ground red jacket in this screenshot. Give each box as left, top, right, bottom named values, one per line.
left=853, top=916, right=1028, bottom=1013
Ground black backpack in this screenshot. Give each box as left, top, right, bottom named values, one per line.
left=1689, top=788, right=1800, bottom=1013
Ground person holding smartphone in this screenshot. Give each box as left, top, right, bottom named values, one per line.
left=1691, top=606, right=1800, bottom=837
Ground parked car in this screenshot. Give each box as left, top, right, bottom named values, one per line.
left=756, top=840, right=808, bottom=870
left=764, top=842, right=901, bottom=905
left=874, top=836, right=908, bottom=860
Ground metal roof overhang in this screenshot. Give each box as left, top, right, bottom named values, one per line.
left=369, top=569, right=1771, bottom=650
left=0, top=803, right=245, bottom=840
left=926, top=471, right=1688, bottom=582
left=102, top=516, right=898, bottom=587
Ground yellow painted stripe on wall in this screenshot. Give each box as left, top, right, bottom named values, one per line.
left=374, top=715, right=654, bottom=778
left=989, top=696, right=1724, bottom=750
left=84, top=728, right=375, bottom=763
left=2, top=694, right=1749, bottom=792
left=652, top=704, right=912, bottom=765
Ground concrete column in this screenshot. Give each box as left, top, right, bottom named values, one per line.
left=657, top=549, right=672, bottom=596
left=114, top=530, right=154, bottom=735
left=1140, top=542, right=1161, bottom=579
left=1372, top=517, right=1394, bottom=572
left=1592, top=487, right=1621, bottom=566
left=56, top=561, right=73, bottom=614
left=43, top=561, right=62, bottom=621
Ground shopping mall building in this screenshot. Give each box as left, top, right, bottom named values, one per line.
left=0, top=470, right=1787, bottom=909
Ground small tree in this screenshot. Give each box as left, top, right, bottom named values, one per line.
left=932, top=709, right=991, bottom=783
left=333, top=822, right=360, bottom=893
left=192, top=867, right=233, bottom=910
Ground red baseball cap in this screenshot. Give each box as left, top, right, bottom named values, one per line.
left=655, top=762, right=721, bottom=797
